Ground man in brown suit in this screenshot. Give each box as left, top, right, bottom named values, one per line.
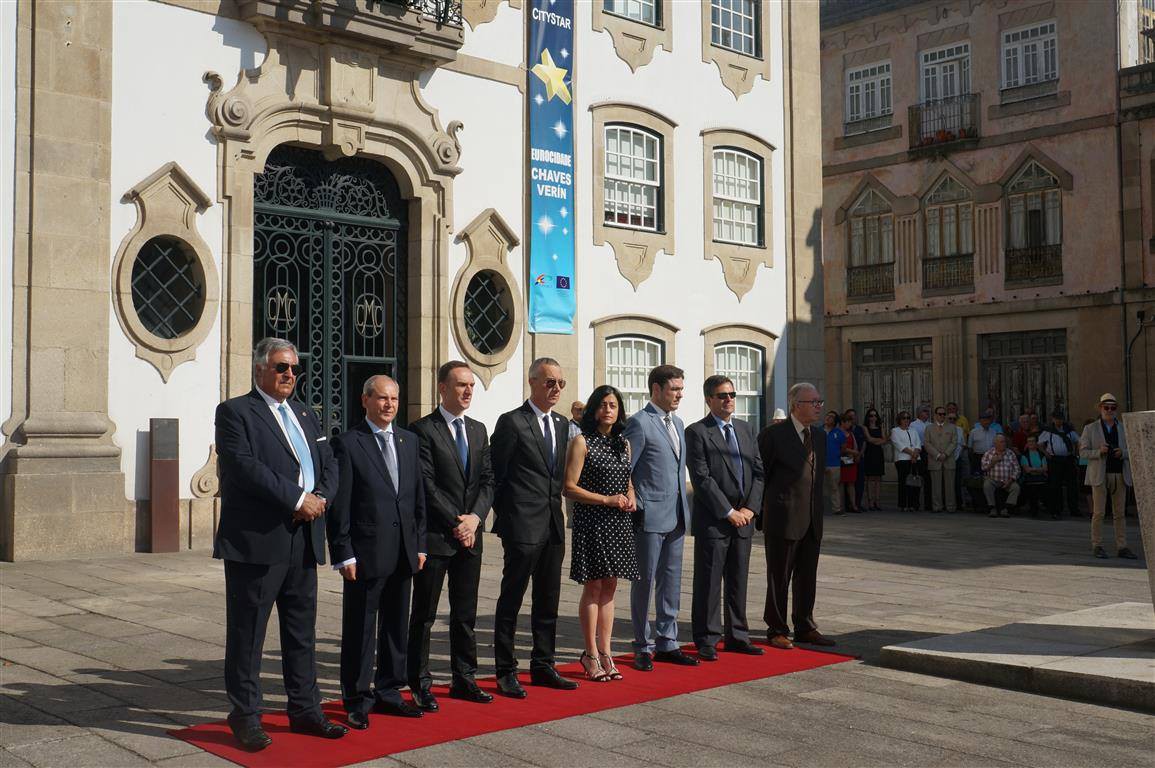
left=924, top=406, right=959, bottom=513
left=756, top=383, right=834, bottom=650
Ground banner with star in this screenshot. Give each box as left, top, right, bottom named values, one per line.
left=526, top=0, right=575, bottom=334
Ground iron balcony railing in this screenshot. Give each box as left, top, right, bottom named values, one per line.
left=909, top=93, right=980, bottom=151
left=1005, top=244, right=1063, bottom=284
left=847, top=262, right=895, bottom=300
left=387, top=0, right=463, bottom=25
left=923, top=253, right=974, bottom=292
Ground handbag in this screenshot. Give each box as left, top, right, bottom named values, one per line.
left=904, top=473, right=923, bottom=489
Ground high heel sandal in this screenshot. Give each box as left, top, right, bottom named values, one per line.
left=580, top=651, right=609, bottom=682
left=599, top=652, right=623, bottom=681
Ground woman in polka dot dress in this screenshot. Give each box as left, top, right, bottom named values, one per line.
left=563, top=385, right=639, bottom=682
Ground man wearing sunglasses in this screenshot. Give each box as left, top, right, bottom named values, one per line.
left=1078, top=394, right=1138, bottom=559
left=213, top=337, right=346, bottom=751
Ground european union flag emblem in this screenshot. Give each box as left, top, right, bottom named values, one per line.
left=556, top=275, right=571, bottom=289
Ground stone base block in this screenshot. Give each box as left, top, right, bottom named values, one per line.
left=184, top=497, right=219, bottom=551
left=1121, top=410, right=1155, bottom=607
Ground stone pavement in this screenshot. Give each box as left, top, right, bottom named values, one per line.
left=2, top=510, right=1151, bottom=768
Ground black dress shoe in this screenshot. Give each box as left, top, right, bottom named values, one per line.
left=696, top=645, right=718, bottom=661
left=288, top=718, right=348, bottom=739
left=1118, top=547, right=1139, bottom=559
left=411, top=687, right=439, bottom=712
left=633, top=652, right=654, bottom=672
left=233, top=726, right=272, bottom=752
left=449, top=679, right=494, bottom=704
left=654, top=648, right=700, bottom=666
left=722, top=640, right=765, bottom=655
left=496, top=672, right=527, bottom=699
left=530, top=665, right=579, bottom=690
left=346, top=711, right=369, bottom=731
left=373, top=699, right=423, bottom=718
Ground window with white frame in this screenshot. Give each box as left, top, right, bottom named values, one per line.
left=606, top=336, right=664, bottom=416
left=1002, top=21, right=1058, bottom=89
left=604, top=125, right=661, bottom=232
left=712, top=148, right=762, bottom=247
left=710, top=0, right=758, bottom=57
left=714, top=343, right=764, bottom=430
left=921, top=43, right=971, bottom=102
left=603, top=0, right=658, bottom=26
left=845, top=62, right=892, bottom=128
left=849, top=189, right=894, bottom=267
left=924, top=176, right=973, bottom=259
left=1006, top=161, right=1061, bottom=249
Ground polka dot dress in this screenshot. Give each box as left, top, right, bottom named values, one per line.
left=570, top=431, right=640, bottom=584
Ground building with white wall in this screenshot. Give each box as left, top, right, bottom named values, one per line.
left=1, top=0, right=822, bottom=560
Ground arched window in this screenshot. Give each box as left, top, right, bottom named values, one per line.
left=1007, top=161, right=1061, bottom=249
left=713, top=342, right=764, bottom=430
left=606, top=335, right=664, bottom=415
left=849, top=189, right=894, bottom=267
left=924, top=176, right=973, bottom=259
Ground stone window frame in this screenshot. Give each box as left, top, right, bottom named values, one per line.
left=701, top=322, right=777, bottom=427
left=112, top=162, right=219, bottom=382
left=593, top=0, right=673, bottom=72
left=591, top=102, right=677, bottom=289
left=450, top=208, right=524, bottom=387
left=591, top=314, right=678, bottom=396
left=701, top=127, right=774, bottom=300
left=462, top=0, right=522, bottom=31
left=700, top=0, right=772, bottom=99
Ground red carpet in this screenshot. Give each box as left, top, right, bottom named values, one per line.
left=171, top=643, right=852, bottom=768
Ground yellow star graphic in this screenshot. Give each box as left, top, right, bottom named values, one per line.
left=531, top=49, right=571, bottom=105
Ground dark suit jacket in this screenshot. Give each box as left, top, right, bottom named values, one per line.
left=326, top=421, right=427, bottom=580
left=757, top=419, right=826, bottom=541
left=213, top=389, right=337, bottom=565
left=409, top=410, right=495, bottom=558
left=685, top=415, right=765, bottom=540
left=490, top=401, right=567, bottom=545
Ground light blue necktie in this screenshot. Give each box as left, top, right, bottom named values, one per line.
left=375, top=431, right=399, bottom=489
left=278, top=404, right=314, bottom=492
left=724, top=423, right=744, bottom=495
left=453, top=418, right=469, bottom=474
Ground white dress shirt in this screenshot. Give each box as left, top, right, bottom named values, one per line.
left=527, top=399, right=554, bottom=440
left=255, top=387, right=309, bottom=511
left=713, top=414, right=742, bottom=517
left=439, top=404, right=469, bottom=452
left=789, top=413, right=809, bottom=444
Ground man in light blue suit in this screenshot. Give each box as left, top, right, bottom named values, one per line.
left=624, top=365, right=700, bottom=671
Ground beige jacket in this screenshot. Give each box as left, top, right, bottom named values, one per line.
left=1078, top=419, right=1132, bottom=487
left=924, top=422, right=958, bottom=470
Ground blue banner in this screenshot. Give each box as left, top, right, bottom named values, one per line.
left=526, top=0, right=575, bottom=334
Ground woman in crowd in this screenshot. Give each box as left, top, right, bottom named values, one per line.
left=839, top=413, right=860, bottom=513
left=862, top=408, right=886, bottom=510
left=1019, top=434, right=1050, bottom=517
left=890, top=411, right=922, bottom=512
left=563, top=385, right=638, bottom=682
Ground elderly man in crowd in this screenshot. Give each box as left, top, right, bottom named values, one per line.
left=981, top=433, right=1021, bottom=518
left=969, top=410, right=1000, bottom=474
left=1079, top=394, right=1138, bottom=560
left=924, top=406, right=958, bottom=513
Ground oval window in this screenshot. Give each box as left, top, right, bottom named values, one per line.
left=130, top=236, right=206, bottom=339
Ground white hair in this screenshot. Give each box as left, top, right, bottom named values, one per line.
left=787, top=382, right=818, bottom=411
left=252, top=337, right=297, bottom=371
left=362, top=374, right=398, bottom=397
left=528, top=357, right=561, bottom=380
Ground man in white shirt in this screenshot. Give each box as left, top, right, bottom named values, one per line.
left=1038, top=408, right=1082, bottom=519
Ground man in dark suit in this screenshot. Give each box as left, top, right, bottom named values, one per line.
left=214, top=337, right=347, bottom=751
left=757, top=382, right=836, bottom=650
left=327, top=375, right=427, bottom=730
left=490, top=357, right=579, bottom=698
left=686, top=375, right=765, bottom=661
left=406, top=361, right=495, bottom=711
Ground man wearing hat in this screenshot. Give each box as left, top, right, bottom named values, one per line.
left=1078, top=394, right=1138, bottom=559
left=1038, top=408, right=1082, bottom=519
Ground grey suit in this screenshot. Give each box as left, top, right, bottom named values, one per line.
left=686, top=415, right=764, bottom=649
left=625, top=403, right=689, bottom=655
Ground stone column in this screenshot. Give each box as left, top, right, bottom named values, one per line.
left=1121, top=410, right=1155, bottom=607
left=1, top=1, right=129, bottom=560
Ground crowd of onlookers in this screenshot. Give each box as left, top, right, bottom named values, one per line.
left=816, top=394, right=1139, bottom=560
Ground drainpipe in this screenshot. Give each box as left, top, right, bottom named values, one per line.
left=1117, top=0, right=1131, bottom=412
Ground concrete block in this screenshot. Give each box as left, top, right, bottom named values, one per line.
left=1121, top=409, right=1155, bottom=606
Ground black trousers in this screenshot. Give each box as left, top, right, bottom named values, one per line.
left=493, top=539, right=563, bottom=676
left=763, top=524, right=820, bottom=638
left=340, top=558, right=413, bottom=715
left=895, top=461, right=920, bottom=509
left=917, top=455, right=932, bottom=509
left=691, top=533, right=753, bottom=648
left=1047, top=456, right=1081, bottom=517
left=223, top=524, right=322, bottom=730
left=406, top=544, right=483, bottom=689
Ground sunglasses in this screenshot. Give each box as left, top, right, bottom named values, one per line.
left=273, top=362, right=305, bottom=376
left=948, top=415, right=957, bottom=421
left=935, top=411, right=946, bottom=416
left=712, top=392, right=737, bottom=400
left=1101, top=404, right=1117, bottom=411
left=541, top=378, right=566, bottom=390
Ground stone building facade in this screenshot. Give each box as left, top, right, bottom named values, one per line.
left=0, top=0, right=823, bottom=559
left=820, top=0, right=1155, bottom=432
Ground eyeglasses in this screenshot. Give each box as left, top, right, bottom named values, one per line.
left=712, top=392, right=737, bottom=400
left=1101, top=404, right=1117, bottom=411
left=797, top=399, right=825, bottom=407
left=935, top=411, right=946, bottom=416
left=541, top=378, right=566, bottom=390
left=273, top=362, right=305, bottom=376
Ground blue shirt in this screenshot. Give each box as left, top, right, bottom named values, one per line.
left=825, top=427, right=846, bottom=469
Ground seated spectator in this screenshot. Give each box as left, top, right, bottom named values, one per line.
left=981, top=433, right=1021, bottom=518
left=1019, top=435, right=1050, bottom=517
left=1011, top=413, right=1031, bottom=454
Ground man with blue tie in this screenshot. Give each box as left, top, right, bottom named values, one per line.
left=685, top=375, right=765, bottom=660
left=327, top=375, right=427, bottom=729
left=214, top=337, right=347, bottom=751
left=625, top=365, right=698, bottom=670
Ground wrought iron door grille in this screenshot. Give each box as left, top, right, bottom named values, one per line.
left=131, top=235, right=204, bottom=339
left=464, top=270, right=513, bottom=355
